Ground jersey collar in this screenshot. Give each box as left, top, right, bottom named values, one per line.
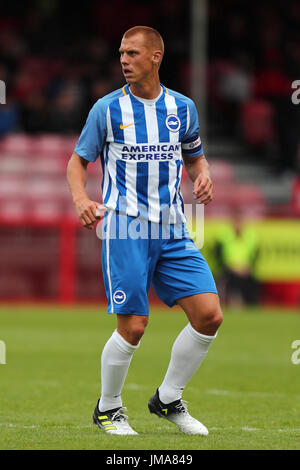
left=122, top=83, right=168, bottom=99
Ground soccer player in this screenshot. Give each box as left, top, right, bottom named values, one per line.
left=67, top=26, right=223, bottom=436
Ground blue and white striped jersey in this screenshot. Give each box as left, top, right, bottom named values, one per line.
left=75, top=84, right=203, bottom=224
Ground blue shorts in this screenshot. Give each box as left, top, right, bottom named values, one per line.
left=101, top=211, right=218, bottom=316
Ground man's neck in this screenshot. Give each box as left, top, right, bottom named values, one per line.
left=129, top=78, right=161, bottom=100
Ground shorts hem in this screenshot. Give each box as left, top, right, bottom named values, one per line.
left=169, top=289, right=218, bottom=307
left=107, top=310, right=149, bottom=316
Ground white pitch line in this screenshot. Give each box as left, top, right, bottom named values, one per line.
left=0, top=423, right=93, bottom=430
left=204, top=388, right=300, bottom=399
left=126, top=383, right=149, bottom=391
left=208, top=426, right=300, bottom=433
left=0, top=422, right=299, bottom=433
left=241, top=426, right=260, bottom=432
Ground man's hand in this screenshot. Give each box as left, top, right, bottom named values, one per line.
left=66, top=153, right=106, bottom=229
left=74, top=198, right=106, bottom=230
left=183, top=155, right=213, bottom=205
left=193, top=172, right=213, bottom=205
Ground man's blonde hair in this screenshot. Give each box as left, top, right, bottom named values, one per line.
left=123, top=26, right=164, bottom=61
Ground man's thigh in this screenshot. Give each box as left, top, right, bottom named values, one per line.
left=152, top=237, right=218, bottom=309
left=101, top=212, right=158, bottom=316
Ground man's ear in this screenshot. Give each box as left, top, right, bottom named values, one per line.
left=152, top=50, right=162, bottom=66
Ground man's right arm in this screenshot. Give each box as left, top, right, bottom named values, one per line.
left=67, top=152, right=101, bottom=230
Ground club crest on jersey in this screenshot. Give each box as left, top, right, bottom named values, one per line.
left=166, top=114, right=181, bottom=132
left=113, top=290, right=126, bottom=304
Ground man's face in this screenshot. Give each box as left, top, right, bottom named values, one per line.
left=119, top=33, right=155, bottom=84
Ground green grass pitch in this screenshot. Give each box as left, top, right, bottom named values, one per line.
left=0, top=304, right=299, bottom=450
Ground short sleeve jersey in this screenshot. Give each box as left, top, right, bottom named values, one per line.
left=75, top=84, right=203, bottom=224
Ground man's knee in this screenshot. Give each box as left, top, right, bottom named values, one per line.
left=206, top=305, right=223, bottom=330
left=188, top=297, right=223, bottom=335
left=117, top=314, right=148, bottom=345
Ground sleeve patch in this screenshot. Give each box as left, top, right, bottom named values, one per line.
left=182, top=136, right=201, bottom=151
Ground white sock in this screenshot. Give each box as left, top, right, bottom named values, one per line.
left=98, top=329, right=140, bottom=412
left=158, top=323, right=217, bottom=404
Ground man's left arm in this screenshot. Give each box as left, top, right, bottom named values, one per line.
left=183, top=154, right=213, bottom=205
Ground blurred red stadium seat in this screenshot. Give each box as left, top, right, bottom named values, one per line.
left=182, top=159, right=235, bottom=184
left=0, top=134, right=34, bottom=155
left=240, top=100, right=275, bottom=146
left=31, top=134, right=77, bottom=158
left=0, top=200, right=27, bottom=220
left=211, top=182, right=266, bottom=218
left=29, top=157, right=67, bottom=175
left=31, top=201, right=66, bottom=220
left=32, top=134, right=66, bottom=157
left=27, top=178, right=70, bottom=200
left=209, top=160, right=235, bottom=183
left=0, top=175, right=25, bottom=197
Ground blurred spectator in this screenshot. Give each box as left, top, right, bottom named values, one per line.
left=208, top=0, right=300, bottom=172
left=88, top=78, right=112, bottom=108
left=11, top=68, right=37, bottom=102
left=212, top=54, right=254, bottom=136
left=47, top=85, right=84, bottom=134
left=239, top=99, right=275, bottom=157
left=254, top=56, right=299, bottom=172
left=215, top=211, right=260, bottom=307
left=0, top=1, right=186, bottom=136
left=20, top=92, right=47, bottom=134
left=218, top=55, right=253, bottom=104
left=0, top=29, right=27, bottom=74
left=0, top=98, right=20, bottom=136
left=0, top=0, right=299, bottom=158
left=90, top=1, right=154, bottom=41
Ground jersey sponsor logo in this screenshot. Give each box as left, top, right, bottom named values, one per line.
left=113, top=290, right=126, bottom=304
left=166, top=114, right=181, bottom=132
left=120, top=122, right=135, bottom=130
left=120, top=143, right=181, bottom=161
